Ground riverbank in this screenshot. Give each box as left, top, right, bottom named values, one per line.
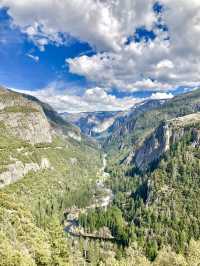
left=64, top=153, right=114, bottom=240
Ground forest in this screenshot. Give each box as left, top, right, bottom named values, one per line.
left=78, top=126, right=200, bottom=263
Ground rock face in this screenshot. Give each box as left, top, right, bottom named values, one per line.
left=135, top=113, right=200, bottom=171
left=0, top=158, right=51, bottom=188
left=103, top=99, right=166, bottom=149
left=135, top=122, right=171, bottom=171
left=191, top=128, right=200, bottom=147
left=0, top=86, right=96, bottom=190
left=61, top=111, right=121, bottom=137
left=68, top=131, right=81, bottom=142
left=0, top=88, right=40, bottom=112
left=0, top=88, right=52, bottom=144
left=0, top=111, right=52, bottom=144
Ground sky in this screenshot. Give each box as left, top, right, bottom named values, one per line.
left=0, top=0, right=199, bottom=113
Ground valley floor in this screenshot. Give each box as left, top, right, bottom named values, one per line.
left=64, top=153, right=114, bottom=240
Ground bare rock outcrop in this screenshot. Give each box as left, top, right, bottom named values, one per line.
left=0, top=158, right=51, bottom=188
left=0, top=111, right=52, bottom=144
left=0, top=88, right=52, bottom=144
left=134, top=113, right=200, bottom=171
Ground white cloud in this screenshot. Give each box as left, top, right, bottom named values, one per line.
left=1, top=0, right=200, bottom=102
left=11, top=85, right=142, bottom=113
left=67, top=28, right=200, bottom=92
left=26, top=53, right=39, bottom=62
left=0, top=0, right=156, bottom=51
left=66, top=44, right=175, bottom=92
left=150, top=92, right=173, bottom=100
left=66, top=0, right=200, bottom=92
left=156, top=60, right=174, bottom=69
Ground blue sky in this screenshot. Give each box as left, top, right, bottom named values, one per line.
left=0, top=1, right=199, bottom=112
left=0, top=7, right=92, bottom=91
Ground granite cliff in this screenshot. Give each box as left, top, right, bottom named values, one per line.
left=0, top=87, right=52, bottom=144
left=0, top=86, right=98, bottom=188
left=135, top=113, right=200, bottom=171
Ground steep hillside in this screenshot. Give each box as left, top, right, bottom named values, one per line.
left=105, top=99, right=165, bottom=147
left=131, top=122, right=200, bottom=256
left=135, top=113, right=200, bottom=171
left=2, top=86, right=200, bottom=265
left=62, top=100, right=166, bottom=143
left=80, top=113, right=200, bottom=261
left=0, top=86, right=102, bottom=265
left=105, top=89, right=200, bottom=164
left=0, top=87, right=52, bottom=144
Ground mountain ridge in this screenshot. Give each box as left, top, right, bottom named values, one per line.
left=2, top=86, right=200, bottom=264
left=0, top=86, right=100, bottom=188
left=134, top=112, right=200, bottom=171
left=103, top=89, right=200, bottom=165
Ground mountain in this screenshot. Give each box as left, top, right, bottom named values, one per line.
left=77, top=90, right=200, bottom=262
left=135, top=112, right=200, bottom=171
left=21, top=93, right=84, bottom=142
left=0, top=87, right=52, bottom=145
left=61, top=110, right=122, bottom=138
left=62, top=100, right=166, bottom=143
left=105, top=114, right=200, bottom=260
left=104, top=89, right=200, bottom=163
left=2, top=85, right=200, bottom=265
left=0, top=86, right=102, bottom=265
left=0, top=87, right=86, bottom=144
left=0, top=85, right=101, bottom=187
left=104, top=99, right=166, bottom=146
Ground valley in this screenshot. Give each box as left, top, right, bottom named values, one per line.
left=0, top=1, right=199, bottom=265
left=1, top=87, right=200, bottom=265
left=64, top=153, right=114, bottom=241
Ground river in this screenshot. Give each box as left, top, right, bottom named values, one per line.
left=64, top=153, right=114, bottom=239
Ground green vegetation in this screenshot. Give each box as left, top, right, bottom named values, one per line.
left=0, top=134, right=102, bottom=265
left=2, top=106, right=40, bottom=113
left=97, top=125, right=200, bottom=260
left=2, top=87, right=200, bottom=265
left=79, top=206, right=132, bottom=246
left=104, top=89, right=200, bottom=164
left=0, top=87, right=102, bottom=265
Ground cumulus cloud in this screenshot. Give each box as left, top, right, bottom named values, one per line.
left=156, top=59, right=174, bottom=69
left=66, top=0, right=200, bottom=92
left=0, top=0, right=156, bottom=51
left=67, top=28, right=200, bottom=92
left=66, top=42, right=174, bottom=92
left=12, top=85, right=142, bottom=113
left=1, top=0, right=200, bottom=104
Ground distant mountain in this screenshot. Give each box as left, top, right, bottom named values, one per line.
left=61, top=100, right=167, bottom=141
left=105, top=99, right=166, bottom=142
left=103, top=89, right=200, bottom=163
left=60, top=110, right=123, bottom=138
